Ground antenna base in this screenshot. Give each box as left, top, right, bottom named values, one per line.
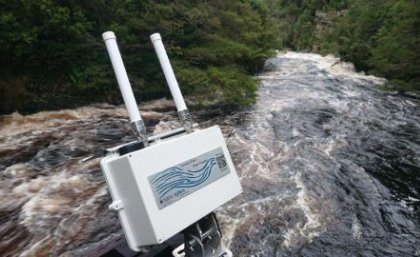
left=178, top=110, right=193, bottom=133
left=131, top=120, right=149, bottom=146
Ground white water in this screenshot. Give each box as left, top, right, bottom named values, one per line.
left=0, top=52, right=419, bottom=256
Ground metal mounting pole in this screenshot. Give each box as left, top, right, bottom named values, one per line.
left=182, top=213, right=232, bottom=257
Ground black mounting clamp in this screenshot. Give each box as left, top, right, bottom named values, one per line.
left=172, top=213, right=232, bottom=257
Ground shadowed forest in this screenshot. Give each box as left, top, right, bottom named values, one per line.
left=0, top=0, right=418, bottom=114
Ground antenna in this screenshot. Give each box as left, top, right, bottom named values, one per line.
left=100, top=32, right=241, bottom=257
left=102, top=31, right=148, bottom=145
left=150, top=33, right=193, bottom=133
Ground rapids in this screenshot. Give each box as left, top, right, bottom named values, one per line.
left=0, top=52, right=419, bottom=256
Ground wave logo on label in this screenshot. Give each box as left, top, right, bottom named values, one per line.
left=149, top=148, right=230, bottom=209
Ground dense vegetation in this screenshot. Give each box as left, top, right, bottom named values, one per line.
left=329, top=0, right=419, bottom=91
left=0, top=0, right=418, bottom=114
left=266, top=0, right=419, bottom=91
left=0, top=0, right=277, bottom=114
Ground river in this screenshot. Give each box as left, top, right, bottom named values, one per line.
left=0, top=52, right=419, bottom=256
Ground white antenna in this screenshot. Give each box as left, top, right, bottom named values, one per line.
left=102, top=31, right=148, bottom=145
left=100, top=32, right=241, bottom=257
left=150, top=33, right=193, bottom=133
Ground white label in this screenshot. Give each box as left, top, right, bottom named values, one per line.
left=149, top=147, right=230, bottom=209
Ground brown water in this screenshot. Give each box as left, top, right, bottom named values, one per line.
left=1, top=52, right=419, bottom=257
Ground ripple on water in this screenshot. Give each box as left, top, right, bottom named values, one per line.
left=0, top=52, right=419, bottom=256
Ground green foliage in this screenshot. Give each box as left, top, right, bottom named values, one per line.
left=0, top=0, right=276, bottom=114
left=321, top=0, right=420, bottom=90
left=323, top=0, right=390, bottom=70
left=265, top=0, right=419, bottom=91
left=265, top=0, right=349, bottom=51
left=369, top=1, right=420, bottom=90
left=2, top=0, right=417, bottom=114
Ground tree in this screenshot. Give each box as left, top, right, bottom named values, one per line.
left=370, top=0, right=420, bottom=90
left=0, top=0, right=277, bottom=114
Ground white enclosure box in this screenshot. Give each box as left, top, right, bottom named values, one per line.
left=100, top=126, right=242, bottom=251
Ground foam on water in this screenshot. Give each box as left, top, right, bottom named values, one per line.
left=0, top=52, right=419, bottom=256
